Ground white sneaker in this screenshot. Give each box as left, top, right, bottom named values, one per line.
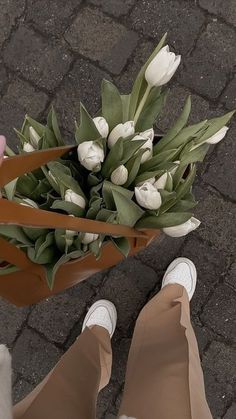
left=82, top=299, right=117, bottom=337
left=162, top=257, right=197, bottom=300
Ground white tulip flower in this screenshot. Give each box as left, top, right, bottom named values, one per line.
left=65, top=189, right=86, bottom=209
left=135, top=182, right=162, bottom=210
left=145, top=45, right=181, bottom=87
left=20, top=198, right=38, bottom=208
left=77, top=141, right=104, bottom=172
left=139, top=127, right=154, bottom=142
left=132, top=134, right=153, bottom=163
left=23, top=143, right=35, bottom=152
left=93, top=116, right=109, bottom=138
left=81, top=232, right=99, bottom=245
left=154, top=172, right=168, bottom=189
left=29, top=126, right=41, bottom=148
left=206, top=126, right=229, bottom=145
left=108, top=121, right=135, bottom=148
left=163, top=217, right=201, bottom=238
left=111, top=165, right=128, bottom=186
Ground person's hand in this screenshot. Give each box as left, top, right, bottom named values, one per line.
left=0, top=135, right=6, bottom=166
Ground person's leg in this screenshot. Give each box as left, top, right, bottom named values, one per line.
left=13, top=300, right=117, bottom=419
left=118, top=258, right=213, bottom=419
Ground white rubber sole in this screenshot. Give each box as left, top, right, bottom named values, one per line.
left=82, top=299, right=117, bottom=337
left=162, top=257, right=197, bottom=300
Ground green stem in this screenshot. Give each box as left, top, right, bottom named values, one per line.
left=134, top=84, right=152, bottom=126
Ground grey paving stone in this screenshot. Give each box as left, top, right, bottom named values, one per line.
left=131, top=0, right=205, bottom=54
left=221, top=76, right=236, bottom=110
left=136, top=233, right=185, bottom=274
left=65, top=7, right=138, bottom=75
left=226, top=262, right=236, bottom=291
left=223, top=403, right=236, bottom=419
left=116, top=39, right=154, bottom=93
left=89, top=0, right=135, bottom=17
left=28, top=283, right=94, bottom=344
left=203, top=122, right=236, bottom=200
left=194, top=186, right=236, bottom=253
left=26, top=0, right=82, bottom=36
left=199, top=0, right=236, bottom=27
left=0, top=79, right=48, bottom=149
left=93, top=257, right=157, bottom=332
left=4, top=26, right=72, bottom=91
left=180, top=236, right=227, bottom=315
left=12, top=328, right=62, bottom=385
left=192, top=323, right=211, bottom=356
left=13, top=378, right=34, bottom=404
left=201, top=284, right=236, bottom=342
left=0, top=298, right=29, bottom=347
left=112, top=337, right=131, bottom=385
left=179, top=21, right=236, bottom=99
left=97, top=380, right=119, bottom=418
left=0, top=60, right=7, bottom=93
left=202, top=341, right=236, bottom=417
left=0, top=0, right=25, bottom=47
left=54, top=58, right=110, bottom=133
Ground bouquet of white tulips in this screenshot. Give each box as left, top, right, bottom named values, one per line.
left=0, top=34, right=234, bottom=288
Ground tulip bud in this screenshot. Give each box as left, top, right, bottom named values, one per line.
left=163, top=217, right=201, bottom=238
left=154, top=172, right=168, bottom=190
left=108, top=121, right=135, bottom=148
left=206, top=126, right=229, bottom=145
left=139, top=128, right=154, bottom=142
left=132, top=134, right=153, bottom=163
left=111, top=165, right=128, bottom=186
left=23, top=143, right=35, bottom=152
left=65, top=189, right=86, bottom=209
left=135, top=182, right=162, bottom=210
left=77, top=141, right=104, bottom=172
left=93, top=117, right=109, bottom=138
left=29, top=126, right=41, bottom=148
left=145, top=45, right=181, bottom=87
left=65, top=215, right=77, bottom=247
left=20, top=198, right=38, bottom=208
left=81, top=232, right=99, bottom=245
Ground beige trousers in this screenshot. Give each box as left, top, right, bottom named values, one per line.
left=13, top=284, right=213, bottom=419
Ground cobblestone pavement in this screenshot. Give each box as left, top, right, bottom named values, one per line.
left=0, top=1, right=235, bottom=418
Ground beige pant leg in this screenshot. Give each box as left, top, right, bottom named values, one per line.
left=13, top=326, right=112, bottom=419
left=118, top=284, right=212, bottom=419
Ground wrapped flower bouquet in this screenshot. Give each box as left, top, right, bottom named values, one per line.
left=0, top=34, right=234, bottom=303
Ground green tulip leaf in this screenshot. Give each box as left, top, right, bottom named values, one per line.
left=195, top=110, right=235, bottom=145
left=121, top=94, right=131, bottom=122
left=102, top=79, right=123, bottom=130
left=101, top=138, right=124, bottom=178
left=26, top=115, right=45, bottom=137
left=51, top=200, right=85, bottom=217
left=0, top=226, right=32, bottom=245
left=45, top=249, right=84, bottom=289
left=102, top=180, right=133, bottom=210
left=140, top=149, right=179, bottom=173
left=136, top=89, right=168, bottom=131
left=112, top=190, right=144, bottom=227
left=75, top=103, right=101, bottom=144
left=36, top=231, right=54, bottom=259
left=111, top=237, right=130, bottom=257
left=136, top=212, right=192, bottom=229
left=124, top=149, right=145, bottom=187
left=47, top=107, right=64, bottom=146
left=154, top=96, right=192, bottom=154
